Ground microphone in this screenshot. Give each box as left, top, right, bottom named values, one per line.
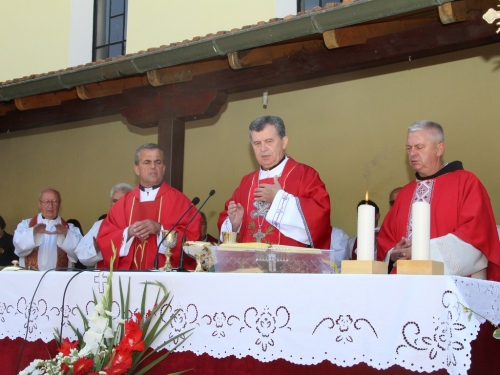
left=177, top=189, right=216, bottom=272
left=153, top=196, right=200, bottom=270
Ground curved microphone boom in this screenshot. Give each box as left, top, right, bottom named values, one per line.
left=177, top=189, right=216, bottom=271
left=153, top=196, right=200, bottom=270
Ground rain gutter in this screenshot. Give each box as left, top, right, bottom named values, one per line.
left=0, top=0, right=454, bottom=102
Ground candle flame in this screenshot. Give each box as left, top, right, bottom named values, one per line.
left=365, top=190, right=369, bottom=203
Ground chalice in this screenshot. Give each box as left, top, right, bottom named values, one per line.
left=183, top=241, right=212, bottom=272
left=159, top=230, right=178, bottom=271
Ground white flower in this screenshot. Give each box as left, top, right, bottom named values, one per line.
left=79, top=339, right=100, bottom=357
left=95, top=302, right=105, bottom=316
left=88, top=314, right=109, bottom=334
left=18, top=359, right=43, bottom=375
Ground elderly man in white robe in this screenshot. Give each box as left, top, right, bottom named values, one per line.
left=75, top=183, right=133, bottom=267
left=14, top=188, right=82, bottom=270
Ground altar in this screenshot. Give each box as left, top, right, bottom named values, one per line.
left=1, top=271, right=499, bottom=374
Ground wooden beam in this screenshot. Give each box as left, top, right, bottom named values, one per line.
left=323, top=18, right=437, bottom=49
left=0, top=101, right=16, bottom=116
left=76, top=75, right=149, bottom=100
left=158, top=117, right=185, bottom=191
left=1, top=17, right=498, bottom=133
left=228, top=40, right=325, bottom=70
left=14, top=90, right=79, bottom=111
left=147, top=59, right=229, bottom=86
left=120, top=86, right=227, bottom=127
left=438, top=0, right=482, bottom=24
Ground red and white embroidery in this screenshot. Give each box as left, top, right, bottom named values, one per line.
left=407, top=180, right=435, bottom=241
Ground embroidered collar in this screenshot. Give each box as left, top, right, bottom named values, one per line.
left=260, top=154, right=287, bottom=171
left=416, top=160, right=463, bottom=180
left=139, top=183, right=162, bottom=191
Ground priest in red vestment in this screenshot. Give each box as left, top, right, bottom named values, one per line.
left=97, top=143, right=200, bottom=270
left=377, top=120, right=500, bottom=281
left=218, top=116, right=331, bottom=249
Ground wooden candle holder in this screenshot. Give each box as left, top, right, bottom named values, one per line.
left=341, top=260, right=388, bottom=274
left=396, top=260, right=444, bottom=275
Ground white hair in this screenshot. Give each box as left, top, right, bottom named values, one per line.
left=110, top=183, right=133, bottom=198
left=408, top=120, right=444, bottom=143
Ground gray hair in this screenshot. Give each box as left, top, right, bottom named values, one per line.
left=134, top=143, right=164, bottom=166
left=110, top=183, right=134, bottom=199
left=39, top=188, right=61, bottom=202
left=248, top=116, right=286, bottom=140
left=408, top=120, right=444, bottom=143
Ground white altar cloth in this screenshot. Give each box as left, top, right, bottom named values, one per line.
left=0, top=271, right=499, bottom=375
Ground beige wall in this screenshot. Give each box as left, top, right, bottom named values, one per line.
left=0, top=1, right=71, bottom=82
left=127, top=0, right=275, bottom=54
left=1, top=44, right=499, bottom=240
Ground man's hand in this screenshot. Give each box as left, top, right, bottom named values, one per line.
left=254, top=176, right=281, bottom=203
left=128, top=220, right=161, bottom=241
left=54, top=224, right=68, bottom=237
left=228, top=201, right=244, bottom=231
left=391, top=237, right=412, bottom=262
left=33, top=223, right=57, bottom=235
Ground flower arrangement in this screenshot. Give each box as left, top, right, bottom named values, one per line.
left=20, top=249, right=192, bottom=375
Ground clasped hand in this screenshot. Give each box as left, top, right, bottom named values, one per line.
left=391, top=237, right=412, bottom=262
left=128, top=220, right=161, bottom=241
left=33, top=223, right=68, bottom=236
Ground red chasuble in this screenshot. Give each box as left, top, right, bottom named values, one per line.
left=218, top=157, right=331, bottom=249
left=97, top=182, right=200, bottom=270
left=377, top=166, right=500, bottom=281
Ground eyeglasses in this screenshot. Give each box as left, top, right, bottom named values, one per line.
left=39, top=200, right=60, bottom=206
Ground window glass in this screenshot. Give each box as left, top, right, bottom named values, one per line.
left=93, top=0, right=127, bottom=61
left=110, top=0, right=124, bottom=17
left=110, top=15, right=124, bottom=43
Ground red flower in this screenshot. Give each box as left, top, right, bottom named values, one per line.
left=112, top=344, right=133, bottom=369
left=122, top=320, right=145, bottom=351
left=57, top=338, right=79, bottom=357
left=134, top=311, right=142, bottom=323
left=104, top=362, right=130, bottom=375
left=72, top=358, right=94, bottom=375
left=60, top=363, right=70, bottom=373
left=125, top=319, right=141, bottom=335
left=147, top=303, right=158, bottom=317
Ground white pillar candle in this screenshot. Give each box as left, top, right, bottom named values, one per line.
left=411, top=201, right=430, bottom=260
left=357, top=204, right=375, bottom=261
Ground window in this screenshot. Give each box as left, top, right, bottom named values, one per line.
left=297, top=0, right=342, bottom=12
left=93, top=0, right=128, bottom=61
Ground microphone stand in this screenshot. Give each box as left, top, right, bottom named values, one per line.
left=176, top=189, right=216, bottom=272
left=153, top=197, right=200, bottom=270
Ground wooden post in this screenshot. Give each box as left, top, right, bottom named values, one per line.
left=158, top=117, right=185, bottom=192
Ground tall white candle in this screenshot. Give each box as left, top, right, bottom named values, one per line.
left=357, top=203, right=375, bottom=261
left=412, top=201, right=430, bottom=260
